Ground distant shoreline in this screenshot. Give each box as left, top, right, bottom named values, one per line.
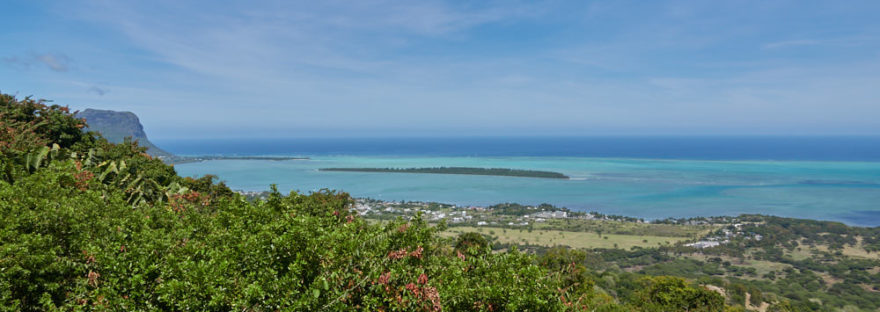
left=170, top=156, right=309, bottom=164
left=153, top=136, right=880, bottom=162
left=319, top=167, right=569, bottom=179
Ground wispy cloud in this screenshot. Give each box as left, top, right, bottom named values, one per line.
left=9, top=0, right=877, bottom=137
left=36, top=53, right=71, bottom=71
left=73, top=1, right=539, bottom=81
left=1, top=56, right=29, bottom=69
left=87, top=85, right=108, bottom=96
left=763, top=35, right=880, bottom=50
left=763, top=39, right=821, bottom=49
left=2, top=52, right=71, bottom=72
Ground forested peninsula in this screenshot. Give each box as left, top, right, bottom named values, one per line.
left=320, top=167, right=570, bottom=179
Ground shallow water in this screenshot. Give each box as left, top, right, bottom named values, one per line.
left=173, top=156, right=880, bottom=226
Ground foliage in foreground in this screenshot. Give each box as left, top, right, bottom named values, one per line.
left=0, top=92, right=733, bottom=311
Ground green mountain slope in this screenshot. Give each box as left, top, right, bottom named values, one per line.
left=76, top=108, right=174, bottom=159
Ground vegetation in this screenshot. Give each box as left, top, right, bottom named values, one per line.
left=443, top=227, right=689, bottom=250
left=2, top=92, right=736, bottom=311
left=355, top=199, right=709, bottom=237
left=488, top=202, right=565, bottom=216
left=320, top=167, right=570, bottom=179
left=9, top=91, right=880, bottom=311
left=528, top=216, right=880, bottom=311
left=355, top=195, right=880, bottom=311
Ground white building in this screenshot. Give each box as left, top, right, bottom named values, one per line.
left=685, top=241, right=723, bottom=249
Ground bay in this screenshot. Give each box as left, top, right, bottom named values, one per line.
left=165, top=140, right=880, bottom=226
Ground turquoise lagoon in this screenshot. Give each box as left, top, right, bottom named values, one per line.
left=173, top=156, right=880, bottom=226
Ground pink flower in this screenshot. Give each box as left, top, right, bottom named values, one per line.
left=377, top=271, right=391, bottom=285
left=388, top=248, right=408, bottom=260
left=87, top=270, right=100, bottom=287
left=410, top=246, right=424, bottom=259
left=418, top=273, right=428, bottom=285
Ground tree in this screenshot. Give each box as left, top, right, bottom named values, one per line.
left=455, top=232, right=489, bottom=255
left=636, top=276, right=725, bottom=312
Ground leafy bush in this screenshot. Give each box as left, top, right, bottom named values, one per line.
left=1, top=92, right=738, bottom=311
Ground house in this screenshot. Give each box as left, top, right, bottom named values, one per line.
left=685, top=241, right=722, bottom=248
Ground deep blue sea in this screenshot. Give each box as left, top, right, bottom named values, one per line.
left=156, top=137, right=880, bottom=226
left=158, top=136, right=880, bottom=160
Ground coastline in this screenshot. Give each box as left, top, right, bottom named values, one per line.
left=175, top=155, right=880, bottom=226
left=153, top=136, right=880, bottom=162
left=169, top=155, right=310, bottom=164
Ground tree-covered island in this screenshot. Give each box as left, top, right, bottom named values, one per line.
left=320, top=167, right=570, bottom=179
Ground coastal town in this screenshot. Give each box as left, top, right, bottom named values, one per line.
left=237, top=190, right=765, bottom=251
left=348, top=198, right=778, bottom=253
left=352, top=197, right=627, bottom=225
left=685, top=223, right=764, bottom=249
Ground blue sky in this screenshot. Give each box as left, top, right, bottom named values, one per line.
left=2, top=1, right=879, bottom=139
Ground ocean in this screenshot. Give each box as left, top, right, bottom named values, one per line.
left=157, top=137, right=880, bottom=226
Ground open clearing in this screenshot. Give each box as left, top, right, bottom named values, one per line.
left=443, top=226, right=691, bottom=249
left=682, top=254, right=791, bottom=278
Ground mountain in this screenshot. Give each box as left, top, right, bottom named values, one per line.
left=76, top=108, right=175, bottom=160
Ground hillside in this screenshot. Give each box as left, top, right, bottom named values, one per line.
left=1, top=92, right=742, bottom=311
left=76, top=108, right=175, bottom=159
left=9, top=92, right=878, bottom=310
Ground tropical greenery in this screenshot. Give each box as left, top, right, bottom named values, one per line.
left=23, top=92, right=880, bottom=311
left=11, top=91, right=880, bottom=311
left=1, top=92, right=739, bottom=310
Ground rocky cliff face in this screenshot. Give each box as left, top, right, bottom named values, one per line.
left=76, top=109, right=174, bottom=159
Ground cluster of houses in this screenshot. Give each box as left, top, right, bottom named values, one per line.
left=448, top=211, right=474, bottom=223
left=529, top=210, right=571, bottom=220
left=351, top=200, right=471, bottom=222
left=685, top=223, right=764, bottom=249
left=351, top=199, right=590, bottom=226
left=351, top=199, right=663, bottom=230
left=235, top=190, right=270, bottom=201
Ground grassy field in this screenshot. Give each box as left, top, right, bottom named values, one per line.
left=531, top=219, right=714, bottom=238
left=812, top=244, right=880, bottom=260
left=682, top=254, right=791, bottom=278
left=788, top=238, right=880, bottom=260
left=443, top=226, right=692, bottom=249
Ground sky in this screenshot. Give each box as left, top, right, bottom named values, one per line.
left=1, top=0, right=879, bottom=139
